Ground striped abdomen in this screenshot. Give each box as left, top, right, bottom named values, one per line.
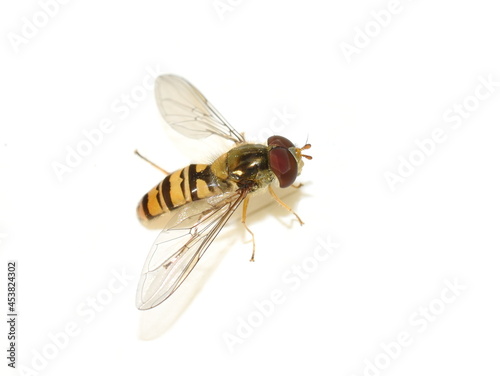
left=137, top=164, right=222, bottom=222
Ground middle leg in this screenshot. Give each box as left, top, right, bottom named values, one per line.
left=242, top=196, right=256, bottom=262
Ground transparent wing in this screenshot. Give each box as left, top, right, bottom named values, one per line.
left=155, top=75, right=245, bottom=144
left=136, top=190, right=247, bottom=310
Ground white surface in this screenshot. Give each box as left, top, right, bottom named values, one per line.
left=1, top=1, right=499, bottom=375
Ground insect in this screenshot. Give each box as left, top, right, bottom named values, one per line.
left=135, top=75, right=312, bottom=310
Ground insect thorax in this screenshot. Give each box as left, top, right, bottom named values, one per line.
left=211, top=144, right=275, bottom=192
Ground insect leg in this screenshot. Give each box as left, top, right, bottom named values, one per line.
left=268, top=185, right=305, bottom=226
left=242, top=196, right=256, bottom=262
left=134, top=150, right=170, bottom=175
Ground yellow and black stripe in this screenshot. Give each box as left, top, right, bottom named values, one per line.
left=137, top=164, right=221, bottom=222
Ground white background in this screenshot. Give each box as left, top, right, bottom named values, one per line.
left=1, top=0, right=500, bottom=375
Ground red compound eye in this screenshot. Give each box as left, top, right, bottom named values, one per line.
left=267, top=136, right=298, bottom=188
left=268, top=135, right=294, bottom=149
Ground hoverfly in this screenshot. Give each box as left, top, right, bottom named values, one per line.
left=135, top=75, right=312, bottom=310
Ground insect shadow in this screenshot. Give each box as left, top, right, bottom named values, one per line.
left=137, top=184, right=309, bottom=339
